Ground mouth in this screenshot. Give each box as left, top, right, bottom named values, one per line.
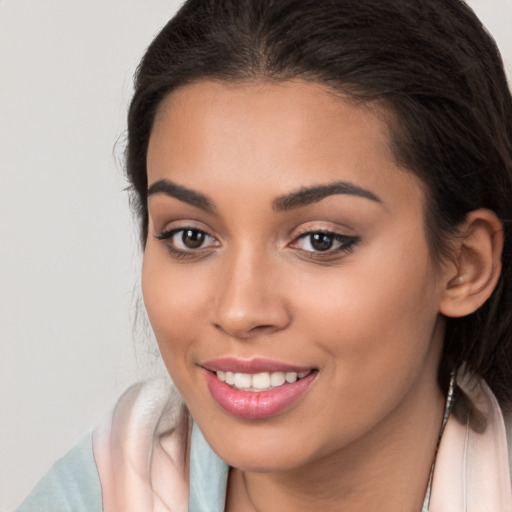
left=215, top=369, right=313, bottom=391
left=201, top=358, right=318, bottom=419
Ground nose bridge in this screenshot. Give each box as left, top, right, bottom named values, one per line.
left=213, top=242, right=290, bottom=338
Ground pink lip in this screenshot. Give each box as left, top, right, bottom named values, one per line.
left=201, top=357, right=312, bottom=374
left=202, top=360, right=317, bottom=419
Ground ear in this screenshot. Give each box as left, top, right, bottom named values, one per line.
left=439, top=208, right=503, bottom=318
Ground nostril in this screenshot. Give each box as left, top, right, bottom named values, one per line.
left=213, top=320, right=286, bottom=340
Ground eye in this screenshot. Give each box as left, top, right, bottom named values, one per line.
left=302, top=232, right=335, bottom=252
left=156, top=227, right=219, bottom=254
left=291, top=231, right=360, bottom=255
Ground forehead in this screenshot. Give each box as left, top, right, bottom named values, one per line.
left=151, top=79, right=392, bottom=161
left=147, top=79, right=423, bottom=208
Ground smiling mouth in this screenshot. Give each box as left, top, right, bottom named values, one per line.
left=204, top=362, right=318, bottom=418
left=214, top=370, right=313, bottom=392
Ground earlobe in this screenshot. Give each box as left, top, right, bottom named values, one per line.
left=439, top=209, right=503, bottom=318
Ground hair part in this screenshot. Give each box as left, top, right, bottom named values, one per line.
left=126, top=0, right=512, bottom=409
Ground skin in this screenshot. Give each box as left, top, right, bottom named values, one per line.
left=142, top=80, right=454, bottom=511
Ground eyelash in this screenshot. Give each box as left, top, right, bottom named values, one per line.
left=155, top=227, right=360, bottom=261
left=155, top=227, right=218, bottom=259
left=291, top=230, right=360, bottom=259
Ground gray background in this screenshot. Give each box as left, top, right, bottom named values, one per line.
left=1, top=0, right=511, bottom=509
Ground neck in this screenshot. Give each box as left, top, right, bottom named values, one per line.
left=226, top=377, right=445, bottom=512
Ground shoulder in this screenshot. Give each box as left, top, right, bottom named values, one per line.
left=15, top=431, right=102, bottom=512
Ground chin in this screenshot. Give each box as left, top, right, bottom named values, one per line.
left=195, top=415, right=323, bottom=473
left=221, top=444, right=312, bottom=473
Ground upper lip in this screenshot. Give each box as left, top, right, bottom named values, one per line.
left=200, top=357, right=314, bottom=374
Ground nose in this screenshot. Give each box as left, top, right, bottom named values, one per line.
left=212, top=248, right=292, bottom=340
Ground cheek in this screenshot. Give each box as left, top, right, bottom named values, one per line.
left=285, top=253, right=443, bottom=450
left=295, top=238, right=441, bottom=388
left=141, top=244, right=210, bottom=371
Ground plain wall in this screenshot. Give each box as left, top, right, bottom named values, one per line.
left=0, top=0, right=510, bottom=510
left=0, top=1, right=181, bottom=509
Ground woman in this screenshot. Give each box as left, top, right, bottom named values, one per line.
left=17, top=0, right=512, bottom=510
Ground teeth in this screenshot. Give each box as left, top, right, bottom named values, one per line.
left=270, top=372, right=285, bottom=387
left=252, top=372, right=271, bottom=389
left=285, top=372, right=297, bottom=383
left=234, top=373, right=252, bottom=389
left=216, top=370, right=311, bottom=391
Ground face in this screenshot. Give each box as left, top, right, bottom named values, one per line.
left=143, top=80, right=447, bottom=473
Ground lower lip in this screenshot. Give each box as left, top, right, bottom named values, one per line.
left=205, top=370, right=316, bottom=419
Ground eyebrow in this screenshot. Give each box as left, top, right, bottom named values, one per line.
left=147, top=178, right=381, bottom=213
left=147, top=179, right=215, bottom=212
left=272, top=181, right=382, bottom=211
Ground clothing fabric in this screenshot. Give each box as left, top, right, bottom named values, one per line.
left=16, top=375, right=512, bottom=512
left=15, top=431, right=102, bottom=512
left=430, top=373, right=512, bottom=510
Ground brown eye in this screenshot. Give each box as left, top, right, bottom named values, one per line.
left=291, top=230, right=360, bottom=256
left=181, top=229, right=206, bottom=249
left=309, top=233, right=334, bottom=251
left=156, top=227, right=219, bottom=254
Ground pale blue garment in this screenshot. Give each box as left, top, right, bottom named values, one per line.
left=189, top=422, right=229, bottom=512
left=14, top=425, right=229, bottom=512
left=15, top=432, right=103, bottom=512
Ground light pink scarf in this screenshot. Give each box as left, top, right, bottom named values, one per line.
left=93, top=381, right=190, bottom=512
left=93, top=376, right=512, bottom=511
left=430, top=375, right=512, bottom=511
